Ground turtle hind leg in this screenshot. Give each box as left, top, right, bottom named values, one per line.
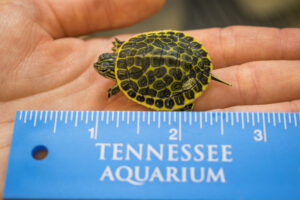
left=176, top=103, right=194, bottom=111
left=112, top=38, right=124, bottom=52
left=211, top=74, right=232, bottom=86
left=108, top=84, right=120, bottom=98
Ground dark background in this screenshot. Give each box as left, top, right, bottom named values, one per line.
left=91, top=0, right=300, bottom=37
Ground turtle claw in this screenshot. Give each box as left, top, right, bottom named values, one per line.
left=108, top=85, right=120, bottom=98
left=112, top=38, right=124, bottom=52
left=176, top=103, right=194, bottom=111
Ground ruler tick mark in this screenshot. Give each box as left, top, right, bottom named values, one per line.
left=236, top=112, right=239, bottom=123
left=153, top=112, right=156, bottom=122
left=30, top=110, right=33, bottom=121
left=70, top=111, right=73, bottom=121
left=257, top=112, right=260, bottom=123
left=178, top=112, right=182, bottom=141
left=122, top=111, right=125, bottom=121
left=189, top=112, right=192, bottom=125
left=163, top=112, right=166, bottom=122
left=225, top=112, right=228, bottom=123
left=278, top=113, right=281, bottom=123
left=158, top=112, right=161, bottom=128
left=262, top=113, right=267, bottom=142
left=283, top=113, right=287, bottom=130
left=205, top=112, right=207, bottom=123
left=272, top=112, right=276, bottom=126
left=106, top=111, right=110, bottom=124
left=267, top=112, right=270, bottom=123
left=220, top=112, right=224, bottom=135
left=294, top=113, right=298, bottom=127
left=95, top=111, right=99, bottom=140
left=132, top=112, right=135, bottom=122
left=19, top=111, right=23, bottom=121
left=91, top=111, right=94, bottom=121
left=127, top=112, right=130, bottom=124
left=231, top=112, right=234, bottom=126
left=246, top=112, right=249, bottom=123
left=65, top=111, right=68, bottom=124
left=39, top=111, right=43, bottom=121
left=53, top=111, right=58, bottom=133
left=174, top=112, right=176, bottom=122
left=24, top=111, right=28, bottom=123
left=251, top=112, right=255, bottom=126
left=60, top=111, right=63, bottom=121
left=199, top=112, right=203, bottom=128
left=184, top=112, right=187, bottom=122
left=101, top=111, right=104, bottom=121
left=80, top=111, right=84, bottom=121
left=241, top=113, right=245, bottom=129
left=168, top=112, right=171, bottom=125
left=44, top=111, right=48, bottom=124
left=215, top=112, right=218, bottom=123
left=147, top=112, right=150, bottom=125
left=112, top=111, right=115, bottom=122
left=75, top=111, right=78, bottom=127
left=194, top=112, right=197, bottom=122
left=116, top=111, right=120, bottom=128
left=85, top=111, right=89, bottom=124
left=288, top=113, right=291, bottom=124
left=34, top=111, right=38, bottom=127
left=210, top=112, right=213, bottom=126
left=50, top=111, right=53, bottom=121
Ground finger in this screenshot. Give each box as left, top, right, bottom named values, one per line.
left=194, top=60, right=300, bottom=110
left=187, top=26, right=300, bottom=68
left=34, top=0, right=165, bottom=38
left=210, top=99, right=300, bottom=112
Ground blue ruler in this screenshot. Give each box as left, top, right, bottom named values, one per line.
left=4, top=111, right=300, bottom=199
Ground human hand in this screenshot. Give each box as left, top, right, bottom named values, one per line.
left=0, top=0, right=165, bottom=195
left=0, top=0, right=300, bottom=196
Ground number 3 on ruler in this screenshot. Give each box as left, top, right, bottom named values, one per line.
left=253, top=129, right=263, bottom=142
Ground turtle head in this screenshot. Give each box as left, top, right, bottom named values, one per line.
left=94, top=53, right=116, bottom=80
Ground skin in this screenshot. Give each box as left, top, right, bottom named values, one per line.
left=0, top=0, right=300, bottom=196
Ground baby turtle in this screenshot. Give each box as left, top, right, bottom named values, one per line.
left=94, top=30, right=230, bottom=111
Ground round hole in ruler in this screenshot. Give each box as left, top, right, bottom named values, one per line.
left=32, top=145, right=48, bottom=160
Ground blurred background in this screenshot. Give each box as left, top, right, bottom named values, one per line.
left=91, top=0, right=300, bottom=37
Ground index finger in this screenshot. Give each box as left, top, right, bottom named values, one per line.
left=187, top=26, right=300, bottom=68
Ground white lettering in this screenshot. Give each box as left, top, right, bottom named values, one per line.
left=149, top=167, right=164, bottom=182
left=181, top=144, right=191, bottom=161
left=207, top=145, right=218, bottom=162
left=146, top=144, right=163, bottom=161
left=207, top=168, right=226, bottom=183
left=112, top=143, right=123, bottom=160
left=168, top=144, right=178, bottom=161
left=126, top=144, right=143, bottom=160
left=222, top=145, right=233, bottom=162
left=95, top=143, right=111, bottom=160
left=99, top=166, right=114, bottom=181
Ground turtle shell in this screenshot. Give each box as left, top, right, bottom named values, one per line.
left=115, top=30, right=212, bottom=111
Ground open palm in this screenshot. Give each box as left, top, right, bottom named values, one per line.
left=0, top=0, right=300, bottom=195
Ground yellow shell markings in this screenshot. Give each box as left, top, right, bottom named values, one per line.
left=115, top=30, right=213, bottom=111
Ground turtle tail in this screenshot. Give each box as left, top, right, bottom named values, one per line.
left=211, top=74, right=232, bottom=86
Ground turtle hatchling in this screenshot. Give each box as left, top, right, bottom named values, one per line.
left=94, top=30, right=231, bottom=111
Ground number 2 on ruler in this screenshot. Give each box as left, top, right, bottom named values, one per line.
left=169, top=128, right=179, bottom=140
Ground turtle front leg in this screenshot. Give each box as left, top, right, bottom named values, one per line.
left=112, top=38, right=124, bottom=52
left=108, top=84, right=120, bottom=98
left=177, top=103, right=194, bottom=111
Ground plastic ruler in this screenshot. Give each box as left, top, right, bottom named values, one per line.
left=3, top=110, right=300, bottom=199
